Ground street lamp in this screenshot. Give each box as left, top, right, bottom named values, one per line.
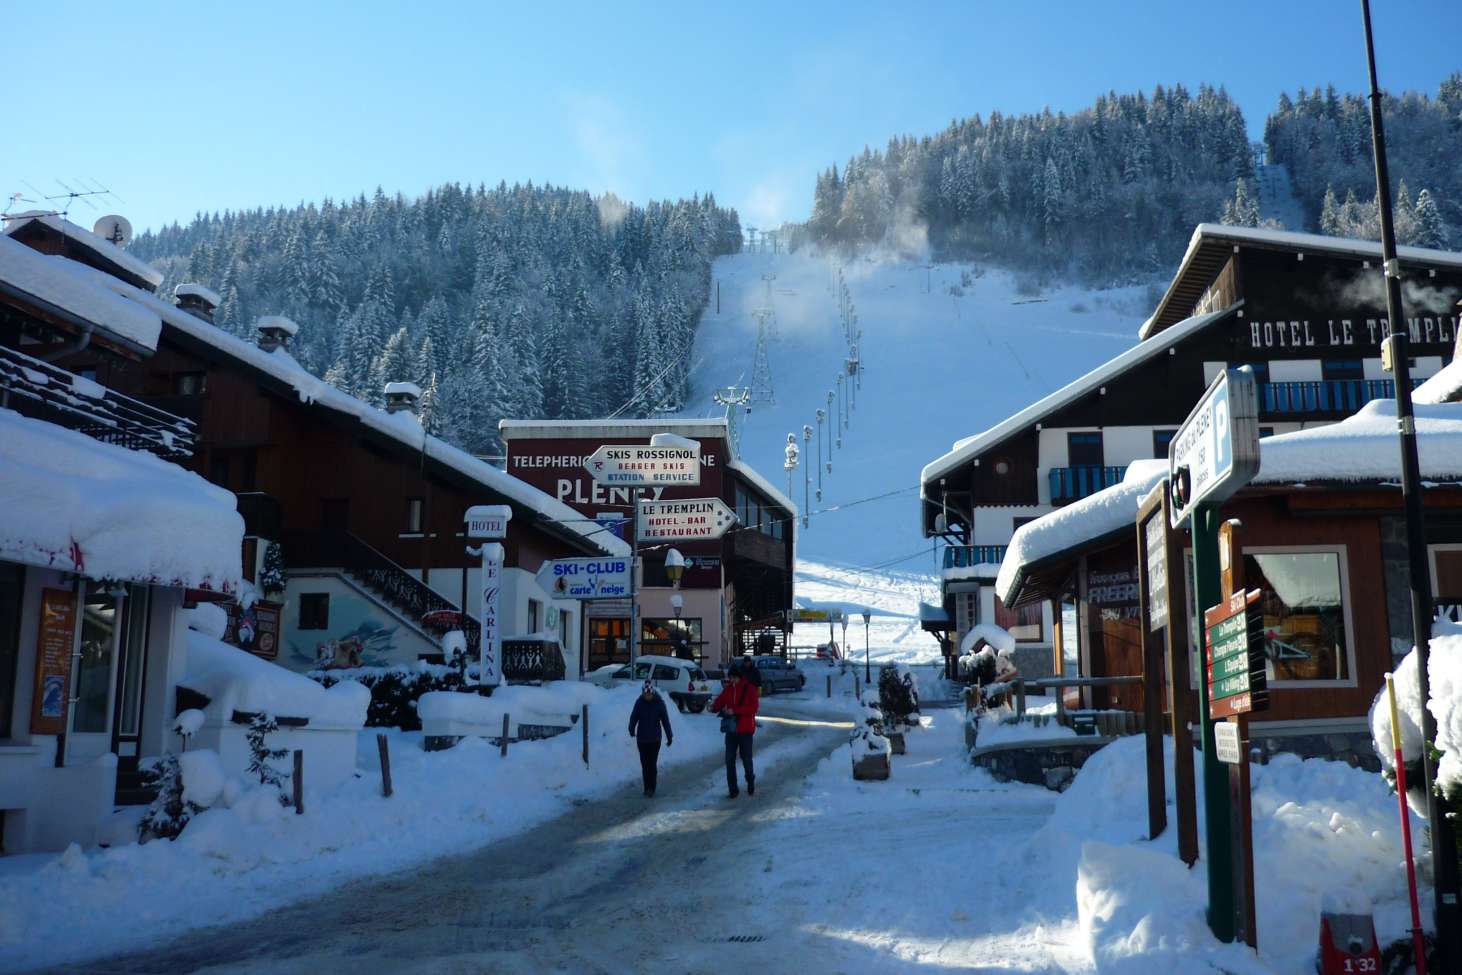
left=826, top=391, right=835, bottom=469
left=862, top=610, right=871, bottom=682
left=665, top=547, right=685, bottom=588
left=802, top=425, right=813, bottom=528
left=836, top=375, right=845, bottom=446
left=783, top=433, right=799, bottom=503
left=815, top=409, right=825, bottom=499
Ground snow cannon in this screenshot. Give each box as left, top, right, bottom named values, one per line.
left=1315, top=910, right=1380, bottom=975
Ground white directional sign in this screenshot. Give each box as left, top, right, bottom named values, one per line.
left=1168, top=367, right=1261, bottom=528
left=534, top=557, right=632, bottom=600
left=637, top=498, right=737, bottom=542
left=465, top=504, right=513, bottom=540
left=584, top=444, right=701, bottom=487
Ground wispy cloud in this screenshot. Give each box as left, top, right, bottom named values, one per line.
left=558, top=90, right=645, bottom=198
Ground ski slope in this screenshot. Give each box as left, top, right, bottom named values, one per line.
left=681, top=248, right=1153, bottom=578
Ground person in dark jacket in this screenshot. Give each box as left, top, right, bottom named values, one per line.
left=709, top=662, right=760, bottom=798
left=628, top=679, right=673, bottom=797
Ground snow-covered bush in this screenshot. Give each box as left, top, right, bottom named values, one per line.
left=310, top=661, right=475, bottom=729
left=258, top=541, right=287, bottom=596
left=878, top=664, right=920, bottom=728
left=173, top=707, right=205, bottom=750
left=138, top=754, right=199, bottom=841
left=245, top=712, right=289, bottom=803
left=1369, top=623, right=1462, bottom=809
left=851, top=727, right=891, bottom=760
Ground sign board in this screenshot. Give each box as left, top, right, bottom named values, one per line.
left=637, top=498, right=737, bottom=542
left=465, top=505, right=513, bottom=541
left=1145, top=513, right=1168, bottom=631
left=1214, top=720, right=1242, bottom=765
left=478, top=543, right=505, bottom=688
left=226, top=599, right=282, bottom=659
left=30, top=587, right=77, bottom=735
left=584, top=444, right=701, bottom=487
left=1204, top=589, right=1267, bottom=719
left=789, top=608, right=845, bottom=624
left=1169, top=367, right=1261, bottom=528
left=534, top=557, right=632, bottom=600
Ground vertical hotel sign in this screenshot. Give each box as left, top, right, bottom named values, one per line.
left=30, top=588, right=77, bottom=735
left=466, top=505, right=512, bottom=690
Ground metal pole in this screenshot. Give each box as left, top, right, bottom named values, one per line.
left=815, top=410, right=824, bottom=500
left=1363, top=3, right=1462, bottom=961
left=630, top=488, right=641, bottom=667
left=826, top=392, right=835, bottom=470
left=864, top=617, right=871, bottom=683
left=803, top=425, right=812, bottom=528
left=1192, top=504, right=1235, bottom=942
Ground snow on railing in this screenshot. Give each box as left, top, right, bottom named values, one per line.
left=0, top=344, right=196, bottom=459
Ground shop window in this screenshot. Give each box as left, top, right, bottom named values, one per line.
left=994, top=595, right=1043, bottom=643
left=299, top=593, right=330, bottom=631
left=641, top=618, right=702, bottom=660
left=1152, top=430, right=1177, bottom=459
left=0, top=563, right=22, bottom=738
left=1067, top=432, right=1103, bottom=468
left=588, top=618, right=630, bottom=669
left=1243, top=549, right=1352, bottom=683
left=1430, top=545, right=1462, bottom=621
left=404, top=497, right=424, bottom=534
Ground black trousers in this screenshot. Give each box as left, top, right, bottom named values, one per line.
left=724, top=732, right=754, bottom=793
left=637, top=739, right=661, bottom=793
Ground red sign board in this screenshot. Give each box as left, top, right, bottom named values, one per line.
left=30, top=587, right=77, bottom=735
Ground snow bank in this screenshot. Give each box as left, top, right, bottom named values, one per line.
left=1375, top=622, right=1462, bottom=801
left=1032, top=736, right=1429, bottom=973
left=181, top=629, right=368, bottom=729
left=0, top=407, right=242, bottom=591
left=1256, top=399, right=1462, bottom=486
left=0, top=683, right=731, bottom=971
left=959, top=622, right=1014, bottom=655
left=0, top=236, right=161, bottom=349
left=997, top=459, right=1167, bottom=603
left=419, top=680, right=604, bottom=729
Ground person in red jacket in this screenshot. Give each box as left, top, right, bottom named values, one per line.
left=709, top=661, right=760, bottom=798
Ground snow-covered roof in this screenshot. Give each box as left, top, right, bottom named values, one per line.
left=1414, top=355, right=1462, bottom=406
left=65, top=271, right=627, bottom=558
left=0, top=407, right=243, bottom=591
left=1140, top=223, right=1462, bottom=340
left=174, top=283, right=221, bottom=306
left=3, top=211, right=164, bottom=289
left=383, top=381, right=422, bottom=398
left=921, top=302, right=1241, bottom=490
left=1253, top=398, right=1462, bottom=486
left=995, top=460, right=1167, bottom=605
left=918, top=601, right=951, bottom=624
left=255, top=314, right=299, bottom=336
left=0, top=236, right=161, bottom=353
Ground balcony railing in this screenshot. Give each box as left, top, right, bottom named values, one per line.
left=1049, top=465, right=1126, bottom=505
left=1260, top=378, right=1424, bottom=418
left=0, top=344, right=196, bottom=459
left=943, top=545, right=1008, bottom=570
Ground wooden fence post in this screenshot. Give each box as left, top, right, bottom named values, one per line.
left=293, top=749, right=304, bottom=815
left=377, top=733, right=393, bottom=798
left=581, top=704, right=589, bottom=766
left=501, top=713, right=510, bottom=758
left=826, top=674, right=831, bottom=699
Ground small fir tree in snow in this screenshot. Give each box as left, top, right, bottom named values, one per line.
left=878, top=665, right=920, bottom=728
left=246, top=712, right=290, bottom=802
left=1414, top=190, right=1449, bottom=249
left=259, top=541, right=287, bottom=596
left=138, top=754, right=201, bottom=841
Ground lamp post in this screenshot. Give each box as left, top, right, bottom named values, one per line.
left=826, top=391, right=836, bottom=468
left=814, top=409, right=825, bottom=500
left=835, top=376, right=844, bottom=447
left=862, top=610, right=871, bottom=683
left=666, top=549, right=686, bottom=661
left=784, top=433, right=799, bottom=503
left=802, top=425, right=813, bottom=528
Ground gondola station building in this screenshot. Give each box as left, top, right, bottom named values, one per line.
left=499, top=419, right=796, bottom=673
left=920, top=223, right=1462, bottom=686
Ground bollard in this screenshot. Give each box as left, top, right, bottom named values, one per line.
left=377, top=733, right=393, bottom=798
left=501, top=713, right=510, bottom=758
left=582, top=704, right=589, bottom=766
left=293, top=749, right=304, bottom=815
left=827, top=674, right=831, bottom=699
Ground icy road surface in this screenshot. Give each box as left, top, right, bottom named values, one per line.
left=44, top=708, right=1078, bottom=975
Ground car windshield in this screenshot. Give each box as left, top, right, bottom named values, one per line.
left=690, top=669, right=708, bottom=680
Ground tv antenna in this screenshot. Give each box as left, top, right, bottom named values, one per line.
left=9, top=178, right=124, bottom=221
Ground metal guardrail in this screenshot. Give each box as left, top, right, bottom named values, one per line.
left=0, top=344, right=196, bottom=459
left=1048, top=465, right=1126, bottom=505
left=1259, top=377, right=1425, bottom=417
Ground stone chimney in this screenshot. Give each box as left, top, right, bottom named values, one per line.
left=255, top=315, right=298, bottom=353
left=174, top=283, right=220, bottom=323
left=384, top=381, right=422, bottom=415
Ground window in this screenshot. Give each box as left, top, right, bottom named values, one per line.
left=588, top=618, right=630, bottom=669
left=73, top=583, right=119, bottom=734
left=641, top=618, right=703, bottom=660
left=994, top=595, right=1043, bottom=643
left=299, top=593, right=330, bottom=630
left=558, top=609, right=571, bottom=648
left=1322, top=359, right=1364, bottom=381
left=527, top=599, right=541, bottom=634
left=1067, top=432, right=1104, bottom=468
left=174, top=371, right=207, bottom=396
left=652, top=664, right=679, bottom=681
left=1429, top=545, right=1462, bottom=621
left=405, top=497, right=424, bottom=534
left=1244, top=550, right=1353, bottom=683
left=1152, top=430, right=1177, bottom=459
left=632, top=661, right=653, bottom=680
left=1058, top=600, right=1080, bottom=676
left=0, top=563, right=23, bottom=738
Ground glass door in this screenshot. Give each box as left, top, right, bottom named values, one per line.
left=68, top=582, right=122, bottom=761
left=111, top=586, right=152, bottom=765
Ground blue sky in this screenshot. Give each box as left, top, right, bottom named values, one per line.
left=5, top=1, right=1460, bottom=234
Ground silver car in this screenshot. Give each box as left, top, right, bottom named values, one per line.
left=749, top=656, right=805, bottom=694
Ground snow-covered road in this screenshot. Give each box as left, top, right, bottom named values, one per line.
left=38, top=707, right=1080, bottom=975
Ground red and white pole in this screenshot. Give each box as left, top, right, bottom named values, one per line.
left=1386, top=672, right=1428, bottom=975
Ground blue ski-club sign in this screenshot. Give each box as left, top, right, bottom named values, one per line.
left=534, top=557, right=632, bottom=600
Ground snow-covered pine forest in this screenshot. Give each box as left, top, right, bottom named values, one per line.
left=799, top=84, right=1253, bottom=282
left=129, top=184, right=742, bottom=454
left=1266, top=74, right=1462, bottom=247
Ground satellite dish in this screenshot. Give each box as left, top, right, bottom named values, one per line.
left=93, top=214, right=133, bottom=247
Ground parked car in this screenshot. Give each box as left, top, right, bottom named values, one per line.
left=585, top=655, right=714, bottom=712
left=750, top=655, right=805, bottom=694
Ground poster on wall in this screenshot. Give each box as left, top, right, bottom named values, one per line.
left=226, top=600, right=282, bottom=659
left=30, top=587, right=77, bottom=735
left=479, top=542, right=505, bottom=688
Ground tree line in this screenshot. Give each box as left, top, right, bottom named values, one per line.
left=131, top=183, right=741, bottom=455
